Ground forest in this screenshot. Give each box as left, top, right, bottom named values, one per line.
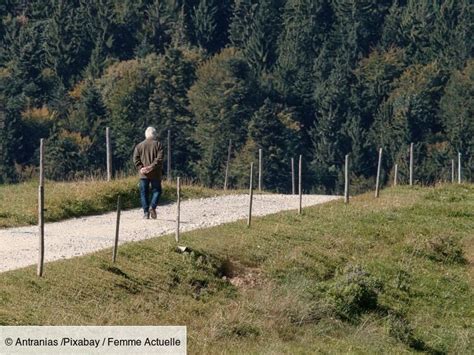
left=0, top=0, right=472, bottom=193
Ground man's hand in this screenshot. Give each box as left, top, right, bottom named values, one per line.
left=140, top=166, right=152, bottom=175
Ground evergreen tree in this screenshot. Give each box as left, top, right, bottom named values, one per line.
left=109, top=0, right=145, bottom=60
left=310, top=0, right=393, bottom=192
left=0, top=0, right=472, bottom=186
left=135, top=0, right=172, bottom=57
left=2, top=17, right=52, bottom=104
left=188, top=48, right=259, bottom=186
left=166, top=0, right=198, bottom=48
left=83, top=0, right=116, bottom=78
left=229, top=0, right=283, bottom=76
left=331, top=0, right=392, bottom=65
left=149, top=48, right=200, bottom=177
left=247, top=98, right=301, bottom=191
left=190, top=0, right=232, bottom=53
left=441, top=60, right=474, bottom=180
left=344, top=48, right=406, bottom=182
left=245, top=0, right=283, bottom=76
left=44, top=126, right=92, bottom=180
left=382, top=0, right=473, bottom=69
left=310, top=46, right=352, bottom=193
left=371, top=62, right=447, bottom=184
left=228, top=0, right=256, bottom=49
left=0, top=94, right=22, bottom=183
left=429, top=0, right=472, bottom=69
left=43, top=0, right=93, bottom=86
left=67, top=80, right=108, bottom=169
left=275, top=0, right=331, bottom=103
left=191, top=0, right=218, bottom=52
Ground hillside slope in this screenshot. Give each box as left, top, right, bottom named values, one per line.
left=0, top=185, right=473, bottom=354
left=0, top=194, right=338, bottom=272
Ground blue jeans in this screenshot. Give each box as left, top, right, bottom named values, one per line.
left=140, top=179, right=162, bottom=213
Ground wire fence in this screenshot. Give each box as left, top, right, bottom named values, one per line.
left=30, top=129, right=472, bottom=277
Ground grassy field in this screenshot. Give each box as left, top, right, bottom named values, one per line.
left=0, top=184, right=473, bottom=353
left=0, top=177, right=240, bottom=228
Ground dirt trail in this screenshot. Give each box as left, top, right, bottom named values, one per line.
left=0, top=194, right=339, bottom=273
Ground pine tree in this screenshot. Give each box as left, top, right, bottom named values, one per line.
left=166, top=1, right=197, bottom=48
left=370, top=62, right=448, bottom=184
left=275, top=0, right=331, bottom=102
left=247, top=98, right=301, bottom=191
left=108, top=0, right=145, bottom=61
left=0, top=0, right=472, bottom=186
left=188, top=48, right=259, bottom=186
left=149, top=48, right=200, bottom=177
left=83, top=0, right=116, bottom=78
left=191, top=0, right=218, bottom=52
left=429, top=0, right=472, bottom=69
left=344, top=48, right=406, bottom=181
left=44, top=126, right=91, bottom=180
left=332, top=0, right=392, bottom=66
left=309, top=0, right=394, bottom=192
left=189, top=0, right=233, bottom=52
left=246, top=0, right=283, bottom=76
left=441, top=60, right=474, bottom=181
left=229, top=0, right=283, bottom=76
left=228, top=0, right=255, bottom=49
left=67, top=80, right=107, bottom=169
left=0, top=93, right=22, bottom=183
left=43, top=0, right=93, bottom=86
left=2, top=17, right=52, bottom=104
left=135, top=0, right=172, bottom=57
left=382, top=0, right=472, bottom=69
left=311, top=51, right=352, bottom=193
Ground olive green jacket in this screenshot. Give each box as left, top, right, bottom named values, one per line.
left=133, top=138, right=164, bottom=180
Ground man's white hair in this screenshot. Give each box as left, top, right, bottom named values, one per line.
left=145, top=126, right=157, bottom=139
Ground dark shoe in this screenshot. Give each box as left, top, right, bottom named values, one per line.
left=150, top=208, right=157, bottom=219
left=143, top=212, right=150, bottom=219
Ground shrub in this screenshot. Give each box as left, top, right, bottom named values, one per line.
left=386, top=313, right=425, bottom=351
left=416, top=235, right=466, bottom=264
left=326, top=265, right=383, bottom=321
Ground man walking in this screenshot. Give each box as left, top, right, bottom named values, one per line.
left=133, top=127, right=164, bottom=219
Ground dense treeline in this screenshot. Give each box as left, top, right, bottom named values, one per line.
left=0, top=0, right=472, bottom=192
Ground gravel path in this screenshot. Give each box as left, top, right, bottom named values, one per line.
left=0, top=194, right=339, bottom=273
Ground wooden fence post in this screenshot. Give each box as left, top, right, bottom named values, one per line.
left=451, top=159, right=455, bottom=183
left=298, top=155, right=302, bottom=214
left=344, top=154, right=349, bottom=204
left=248, top=163, right=254, bottom=227
left=394, top=164, right=398, bottom=187
left=375, top=148, right=383, bottom=198
left=224, top=139, right=232, bottom=190
left=458, top=152, right=462, bottom=184
left=409, top=142, right=414, bottom=186
left=106, top=127, right=112, bottom=181
left=112, top=196, right=122, bottom=263
left=37, top=139, right=45, bottom=277
left=167, top=129, right=171, bottom=181
left=258, top=148, right=263, bottom=192
left=176, top=177, right=181, bottom=242
left=291, top=158, right=295, bottom=195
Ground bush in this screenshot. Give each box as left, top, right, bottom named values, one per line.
left=386, top=313, right=425, bottom=351
left=326, top=265, right=383, bottom=321
left=422, top=236, right=466, bottom=264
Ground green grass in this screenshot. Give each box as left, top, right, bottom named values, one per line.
left=0, top=177, right=241, bottom=228
left=1, top=184, right=473, bottom=354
